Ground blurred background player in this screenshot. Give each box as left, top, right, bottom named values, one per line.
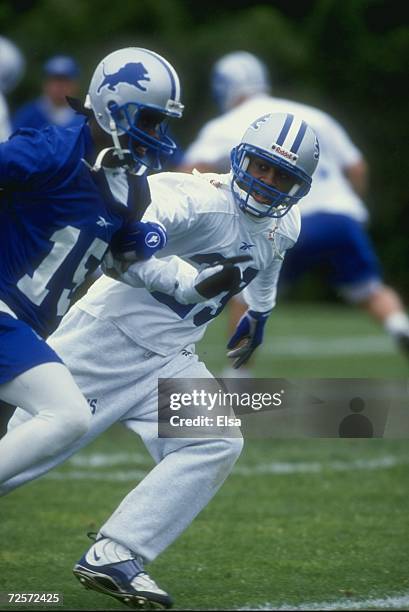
left=0, top=35, right=25, bottom=141
left=179, top=50, right=409, bottom=375
left=12, top=54, right=83, bottom=130
left=0, top=47, right=182, bottom=487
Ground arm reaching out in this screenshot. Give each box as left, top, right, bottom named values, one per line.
left=103, top=253, right=252, bottom=305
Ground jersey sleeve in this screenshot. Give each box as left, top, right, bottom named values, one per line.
left=0, top=128, right=57, bottom=188
left=242, top=208, right=301, bottom=312
left=241, top=258, right=283, bottom=312
left=114, top=254, right=198, bottom=298
left=106, top=173, right=229, bottom=301
left=141, top=173, right=203, bottom=237
left=110, top=174, right=205, bottom=295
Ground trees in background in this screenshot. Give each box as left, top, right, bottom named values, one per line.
left=2, top=0, right=408, bottom=293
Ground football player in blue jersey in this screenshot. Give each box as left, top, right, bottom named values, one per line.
left=12, top=55, right=83, bottom=131
left=0, top=47, right=183, bottom=487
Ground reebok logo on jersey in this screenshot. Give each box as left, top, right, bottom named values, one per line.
left=240, top=241, right=255, bottom=251
left=96, top=216, right=113, bottom=228
left=271, top=143, right=298, bottom=163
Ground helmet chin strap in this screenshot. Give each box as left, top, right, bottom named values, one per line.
left=82, top=118, right=147, bottom=175
left=236, top=154, right=266, bottom=215
left=109, top=118, right=126, bottom=161
left=82, top=146, right=119, bottom=173
left=108, top=117, right=148, bottom=176
left=82, top=147, right=147, bottom=175
left=233, top=183, right=267, bottom=220
left=232, top=155, right=260, bottom=216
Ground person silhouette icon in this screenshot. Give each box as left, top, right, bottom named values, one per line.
left=338, top=396, right=374, bottom=438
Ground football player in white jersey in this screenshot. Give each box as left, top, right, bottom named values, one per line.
left=180, top=51, right=409, bottom=373
left=1, top=112, right=319, bottom=609
left=0, top=36, right=25, bottom=141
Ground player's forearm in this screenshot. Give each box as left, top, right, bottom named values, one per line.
left=242, top=259, right=283, bottom=312
left=344, top=159, right=368, bottom=198
left=242, top=284, right=277, bottom=313
left=105, top=253, right=248, bottom=307
left=117, top=255, right=195, bottom=295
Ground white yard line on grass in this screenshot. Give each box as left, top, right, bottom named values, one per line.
left=48, top=468, right=148, bottom=481
left=44, top=453, right=407, bottom=481
left=208, top=335, right=396, bottom=356
left=68, top=451, right=151, bottom=467
left=234, top=455, right=405, bottom=476
left=239, top=593, right=409, bottom=610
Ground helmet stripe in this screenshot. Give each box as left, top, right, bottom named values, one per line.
left=290, top=120, right=308, bottom=153
left=275, top=113, right=294, bottom=146
left=140, top=48, right=177, bottom=100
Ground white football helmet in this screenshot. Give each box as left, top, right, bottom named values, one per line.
left=211, top=51, right=271, bottom=113
left=231, top=112, right=320, bottom=219
left=85, top=47, right=184, bottom=173
left=0, top=36, right=25, bottom=94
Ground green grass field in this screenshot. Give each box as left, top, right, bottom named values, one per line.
left=1, top=302, right=408, bottom=611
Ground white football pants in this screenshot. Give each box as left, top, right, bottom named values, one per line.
left=1, top=308, right=243, bottom=563
left=0, top=362, right=91, bottom=485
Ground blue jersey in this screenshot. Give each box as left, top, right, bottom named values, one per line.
left=12, top=98, right=85, bottom=131
left=0, top=123, right=150, bottom=338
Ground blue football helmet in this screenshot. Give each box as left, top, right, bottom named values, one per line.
left=231, top=112, right=320, bottom=218
left=85, top=47, right=184, bottom=173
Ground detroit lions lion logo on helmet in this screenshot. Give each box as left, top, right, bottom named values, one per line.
left=86, top=48, right=183, bottom=173
left=97, top=62, right=151, bottom=94
left=250, top=114, right=270, bottom=130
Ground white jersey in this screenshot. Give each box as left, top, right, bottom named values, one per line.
left=183, top=93, right=368, bottom=222
left=75, top=171, right=300, bottom=356
left=0, top=93, right=11, bottom=142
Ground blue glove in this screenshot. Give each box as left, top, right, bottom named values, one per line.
left=112, top=221, right=167, bottom=261
left=226, top=309, right=271, bottom=369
